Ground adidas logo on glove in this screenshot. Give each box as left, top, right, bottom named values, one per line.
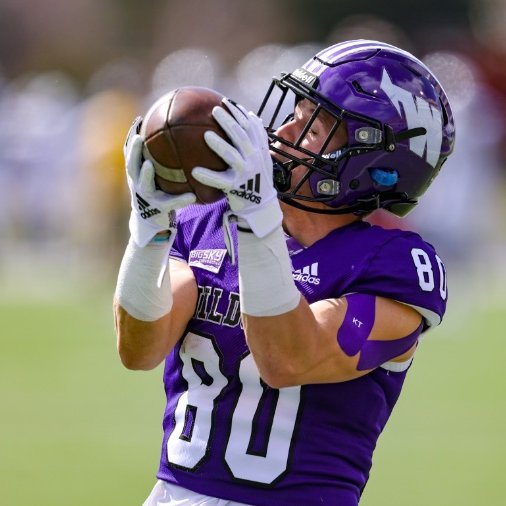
left=136, top=193, right=161, bottom=219
left=230, top=174, right=262, bottom=204
left=293, top=262, right=320, bottom=285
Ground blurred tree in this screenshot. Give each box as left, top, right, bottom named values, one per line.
left=0, top=3, right=29, bottom=77
left=286, top=0, right=471, bottom=47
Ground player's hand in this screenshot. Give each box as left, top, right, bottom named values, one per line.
left=124, top=117, right=196, bottom=247
left=192, top=99, right=282, bottom=238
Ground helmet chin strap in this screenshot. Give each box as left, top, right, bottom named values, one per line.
left=278, top=194, right=373, bottom=215
left=278, top=190, right=417, bottom=216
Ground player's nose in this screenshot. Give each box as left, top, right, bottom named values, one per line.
left=271, top=118, right=305, bottom=158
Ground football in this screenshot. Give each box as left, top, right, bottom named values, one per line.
left=140, top=86, right=229, bottom=204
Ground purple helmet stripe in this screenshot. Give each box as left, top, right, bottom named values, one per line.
left=304, top=40, right=445, bottom=90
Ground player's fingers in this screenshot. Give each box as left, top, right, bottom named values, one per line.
left=204, top=130, right=245, bottom=172
left=211, top=107, right=252, bottom=155
left=192, top=166, right=237, bottom=190
left=125, top=135, right=144, bottom=180
left=169, top=192, right=197, bottom=209
left=222, top=98, right=249, bottom=129
left=138, top=159, right=156, bottom=194
left=223, top=99, right=267, bottom=148
left=124, top=117, right=143, bottom=159
left=247, top=111, right=269, bottom=148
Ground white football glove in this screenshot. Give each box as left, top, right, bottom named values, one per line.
left=124, top=117, right=196, bottom=247
left=192, top=99, right=282, bottom=238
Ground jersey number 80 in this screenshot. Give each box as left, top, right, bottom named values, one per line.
left=167, top=332, right=301, bottom=485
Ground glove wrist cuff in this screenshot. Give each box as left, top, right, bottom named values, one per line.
left=235, top=197, right=282, bottom=238
left=150, top=231, right=174, bottom=243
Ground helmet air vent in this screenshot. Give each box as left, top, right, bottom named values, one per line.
left=352, top=80, right=378, bottom=98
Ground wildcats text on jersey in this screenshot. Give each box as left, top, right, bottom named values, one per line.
left=194, top=285, right=242, bottom=328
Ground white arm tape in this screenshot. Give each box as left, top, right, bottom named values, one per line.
left=115, top=238, right=173, bottom=321
left=238, top=226, right=301, bottom=316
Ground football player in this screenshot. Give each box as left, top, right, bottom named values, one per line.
left=114, top=40, right=455, bottom=506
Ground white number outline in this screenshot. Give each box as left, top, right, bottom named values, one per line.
left=166, top=331, right=302, bottom=485
left=411, top=248, right=434, bottom=292
left=166, top=332, right=227, bottom=470
left=435, top=254, right=447, bottom=300
left=411, top=248, right=447, bottom=301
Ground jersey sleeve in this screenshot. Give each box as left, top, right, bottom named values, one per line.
left=349, top=233, right=448, bottom=327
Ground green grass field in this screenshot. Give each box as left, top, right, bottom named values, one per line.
left=1, top=272, right=504, bottom=505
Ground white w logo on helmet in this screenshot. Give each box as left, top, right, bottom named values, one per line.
left=380, top=68, right=443, bottom=168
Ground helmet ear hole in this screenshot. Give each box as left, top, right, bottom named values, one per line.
left=369, top=168, right=399, bottom=187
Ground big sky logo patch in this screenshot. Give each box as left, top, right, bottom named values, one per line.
left=189, top=249, right=227, bottom=273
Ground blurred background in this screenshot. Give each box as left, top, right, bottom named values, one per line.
left=1, top=1, right=505, bottom=505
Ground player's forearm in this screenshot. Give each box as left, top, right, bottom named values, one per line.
left=114, top=301, right=173, bottom=370
left=242, top=298, right=322, bottom=388
left=237, top=226, right=306, bottom=386
left=114, top=239, right=179, bottom=370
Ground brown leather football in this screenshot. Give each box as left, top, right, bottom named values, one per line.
left=140, top=86, right=229, bottom=204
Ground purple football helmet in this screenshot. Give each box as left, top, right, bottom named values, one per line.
left=258, top=40, right=456, bottom=215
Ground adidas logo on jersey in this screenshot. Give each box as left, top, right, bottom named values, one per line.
left=293, top=262, right=320, bottom=285
left=136, top=193, right=161, bottom=219
left=230, top=174, right=262, bottom=204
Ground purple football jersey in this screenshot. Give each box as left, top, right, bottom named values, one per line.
left=155, top=199, right=447, bottom=506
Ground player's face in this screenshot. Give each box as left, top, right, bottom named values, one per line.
left=272, top=99, right=348, bottom=195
